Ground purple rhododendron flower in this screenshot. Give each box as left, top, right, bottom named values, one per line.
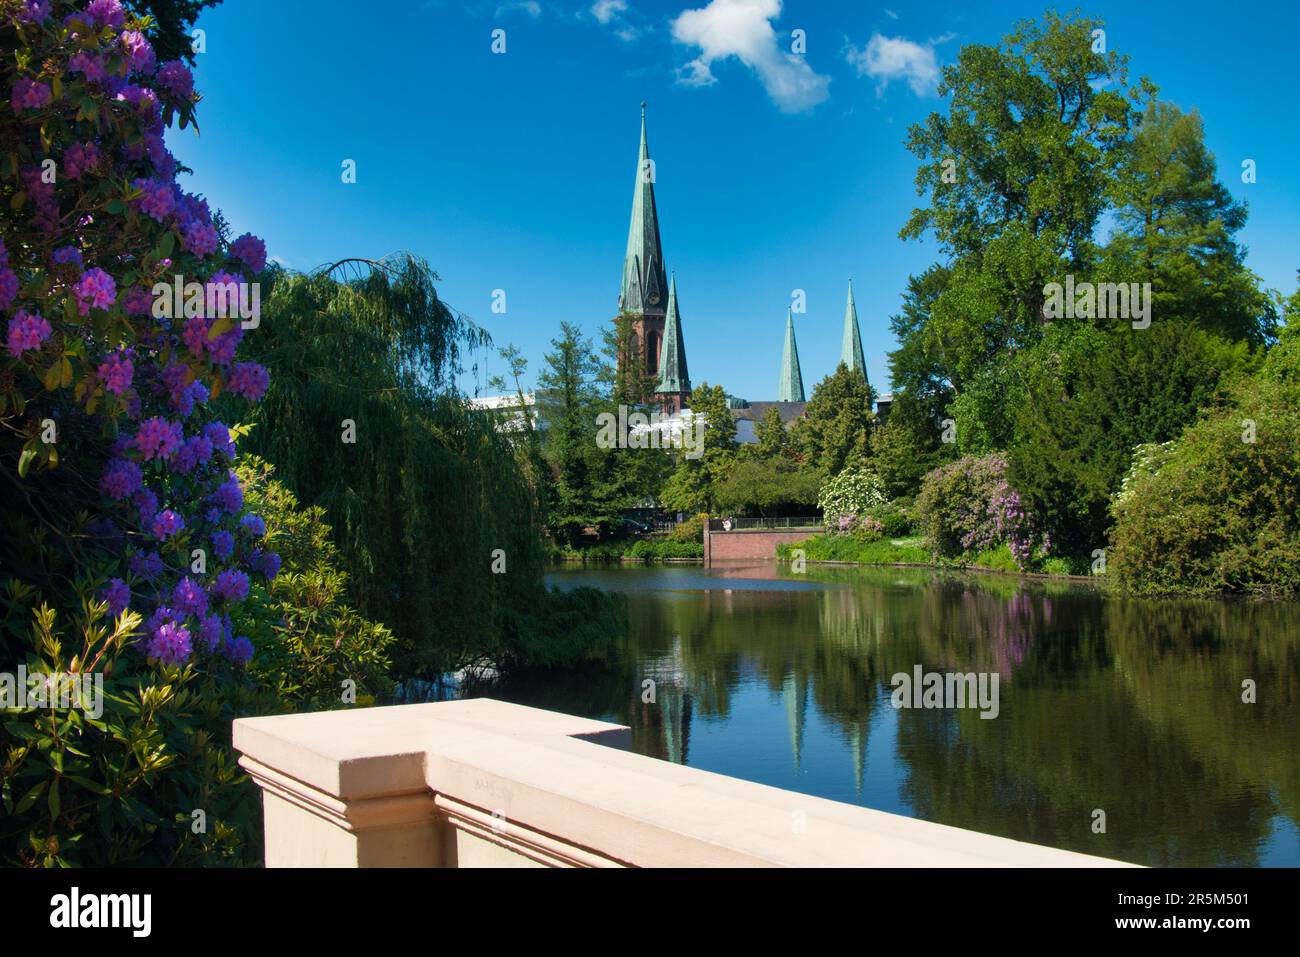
left=212, top=569, right=249, bottom=603
left=240, top=514, right=267, bottom=537
left=226, top=635, right=254, bottom=665
left=0, top=269, right=17, bottom=310
left=211, top=530, right=234, bottom=559
left=6, top=310, right=51, bottom=357
left=85, top=0, right=126, bottom=30
left=203, top=422, right=235, bottom=456
left=98, top=350, right=134, bottom=394
left=172, top=576, right=208, bottom=618
left=52, top=245, right=84, bottom=268
left=122, top=285, right=153, bottom=316
left=181, top=220, right=219, bottom=257
left=132, top=178, right=175, bottom=221
left=151, top=508, right=184, bottom=540
left=135, top=417, right=183, bottom=460
left=120, top=30, right=155, bottom=75
left=156, top=60, right=194, bottom=100
left=146, top=620, right=191, bottom=666
left=226, top=362, right=269, bottom=401
left=229, top=233, right=267, bottom=273
left=211, top=474, right=244, bottom=514
left=100, top=458, right=143, bottom=500
left=133, top=487, right=159, bottom=524
left=260, top=551, right=282, bottom=581
left=171, top=435, right=213, bottom=474
left=16, top=1, right=51, bottom=24
left=64, top=141, right=100, bottom=179
left=11, top=77, right=52, bottom=112
left=75, top=267, right=116, bottom=315
left=103, top=578, right=130, bottom=616
left=129, top=550, right=164, bottom=580
left=198, top=614, right=223, bottom=652
left=68, top=51, right=108, bottom=84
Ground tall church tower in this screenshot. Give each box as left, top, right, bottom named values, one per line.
left=616, top=104, right=688, bottom=411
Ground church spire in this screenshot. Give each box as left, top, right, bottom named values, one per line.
left=841, top=280, right=868, bottom=383
left=778, top=308, right=805, bottom=402
left=656, top=273, right=690, bottom=399
left=619, top=103, right=668, bottom=318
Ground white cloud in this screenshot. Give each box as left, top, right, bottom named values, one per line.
left=591, top=0, right=627, bottom=24
left=590, top=0, right=642, bottom=41
left=670, top=0, right=830, bottom=113
left=496, top=1, right=541, bottom=19
left=884, top=8, right=898, bottom=19
left=845, top=32, right=940, bottom=96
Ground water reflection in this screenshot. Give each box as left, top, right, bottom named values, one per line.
left=483, top=563, right=1300, bottom=866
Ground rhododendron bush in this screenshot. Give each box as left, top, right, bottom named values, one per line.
left=913, top=454, right=1049, bottom=570
left=0, top=0, right=295, bottom=865
left=1, top=0, right=273, bottom=671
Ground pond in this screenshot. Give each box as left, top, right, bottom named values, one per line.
left=474, top=561, right=1300, bottom=866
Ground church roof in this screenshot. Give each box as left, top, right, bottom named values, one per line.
left=840, top=280, right=868, bottom=383
left=778, top=308, right=805, bottom=402
left=619, top=105, right=668, bottom=318
left=656, top=273, right=690, bottom=396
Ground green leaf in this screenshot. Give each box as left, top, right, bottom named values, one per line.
left=48, top=778, right=60, bottom=818
left=14, top=780, right=46, bottom=814
left=17, top=448, right=37, bottom=479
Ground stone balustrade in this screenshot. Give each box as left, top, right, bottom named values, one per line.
left=232, top=698, right=1135, bottom=868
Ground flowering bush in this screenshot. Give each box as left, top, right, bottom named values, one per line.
left=0, top=0, right=289, bottom=866
left=914, top=454, right=1047, bottom=569
left=1, top=0, right=273, bottom=670
left=818, top=466, right=887, bottom=530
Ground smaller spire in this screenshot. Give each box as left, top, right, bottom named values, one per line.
left=841, top=280, right=868, bottom=383
left=778, top=308, right=805, bottom=402
left=656, top=273, right=690, bottom=396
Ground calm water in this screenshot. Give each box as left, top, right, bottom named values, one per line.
left=480, top=561, right=1300, bottom=866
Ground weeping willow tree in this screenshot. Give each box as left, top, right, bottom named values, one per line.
left=231, top=254, right=558, bottom=676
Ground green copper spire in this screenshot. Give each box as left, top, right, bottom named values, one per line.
left=840, top=280, right=868, bottom=382
left=656, top=273, right=690, bottom=396
left=778, top=308, right=805, bottom=402
left=619, top=103, right=668, bottom=318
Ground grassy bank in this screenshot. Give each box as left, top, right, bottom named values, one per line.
left=777, top=535, right=1096, bottom=578
left=551, top=539, right=705, bottom=563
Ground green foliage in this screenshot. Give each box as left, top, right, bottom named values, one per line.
left=1103, top=98, right=1277, bottom=345
left=778, top=535, right=930, bottom=565
left=667, top=512, right=708, bottom=543
left=754, top=406, right=794, bottom=459
left=496, top=586, right=626, bottom=669
left=792, top=363, right=875, bottom=476
left=235, top=457, right=395, bottom=708
left=1008, top=321, right=1252, bottom=553
left=237, top=259, right=547, bottom=676
left=1108, top=376, right=1300, bottom=596
left=552, top=540, right=702, bottom=562
left=659, top=383, right=737, bottom=514
left=712, top=458, right=820, bottom=516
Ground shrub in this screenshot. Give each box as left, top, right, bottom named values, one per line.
left=818, top=466, right=887, bottom=530
left=1108, top=376, right=1300, bottom=596
left=914, top=454, right=1046, bottom=569
left=667, top=512, right=707, bottom=543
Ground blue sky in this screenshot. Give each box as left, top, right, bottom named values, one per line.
left=170, top=0, right=1300, bottom=401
